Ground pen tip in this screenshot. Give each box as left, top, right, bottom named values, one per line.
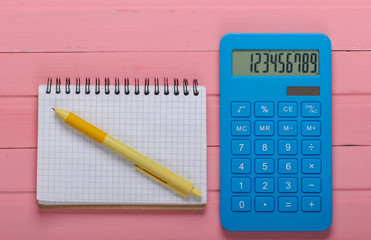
left=52, top=108, right=55, bottom=111
left=191, top=187, right=202, bottom=198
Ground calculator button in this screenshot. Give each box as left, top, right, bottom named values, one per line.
left=255, top=102, right=274, bottom=117
left=301, top=102, right=321, bottom=117
left=232, top=140, right=251, bottom=155
left=255, top=178, right=274, bottom=193
left=302, top=197, right=321, bottom=212
left=278, top=159, right=298, bottom=174
left=231, top=102, right=251, bottom=117
left=232, top=159, right=251, bottom=174
left=232, top=197, right=251, bottom=212
left=278, top=121, right=298, bottom=136
left=302, top=178, right=321, bottom=193
left=302, top=121, right=321, bottom=136
left=278, top=102, right=298, bottom=117
left=278, top=178, right=298, bottom=193
left=232, top=178, right=251, bottom=193
left=278, top=140, right=297, bottom=155
left=302, top=159, right=321, bottom=174
left=255, top=121, right=274, bottom=136
left=232, top=121, right=251, bottom=136
left=255, top=140, right=274, bottom=155
left=255, top=197, right=274, bottom=212
left=255, top=158, right=274, bottom=174
left=302, top=140, right=321, bottom=155
left=279, top=197, right=298, bottom=212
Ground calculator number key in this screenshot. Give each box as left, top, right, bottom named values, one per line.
left=232, top=102, right=251, bottom=117
left=278, top=140, right=297, bottom=155
left=232, top=178, right=251, bottom=193
left=255, top=159, right=274, bottom=174
left=232, top=197, right=251, bottom=212
left=231, top=140, right=251, bottom=155
left=255, top=178, right=274, bottom=193
left=279, top=178, right=298, bottom=193
left=278, top=158, right=298, bottom=174
left=231, top=159, right=251, bottom=174
left=255, top=102, right=274, bottom=117
left=302, top=102, right=321, bottom=117
left=255, top=140, right=274, bottom=155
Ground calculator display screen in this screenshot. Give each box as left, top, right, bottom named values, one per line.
left=233, top=50, right=319, bottom=76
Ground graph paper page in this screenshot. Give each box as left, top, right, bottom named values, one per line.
left=37, top=85, right=207, bottom=205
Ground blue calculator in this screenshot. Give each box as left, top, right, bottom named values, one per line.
left=219, top=34, right=332, bottom=231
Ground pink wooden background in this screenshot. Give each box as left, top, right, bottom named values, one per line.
left=1, top=0, right=371, bottom=239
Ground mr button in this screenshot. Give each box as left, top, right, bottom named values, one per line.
left=255, top=121, right=274, bottom=136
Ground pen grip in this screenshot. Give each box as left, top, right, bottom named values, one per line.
left=103, top=135, right=195, bottom=198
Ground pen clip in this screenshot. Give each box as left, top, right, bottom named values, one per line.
left=135, top=165, right=189, bottom=198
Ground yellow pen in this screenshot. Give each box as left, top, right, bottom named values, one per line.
left=53, top=108, right=202, bottom=198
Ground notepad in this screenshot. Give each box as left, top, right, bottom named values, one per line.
left=37, top=79, right=207, bottom=209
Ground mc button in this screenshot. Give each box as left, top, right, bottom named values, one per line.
left=232, top=121, right=251, bottom=136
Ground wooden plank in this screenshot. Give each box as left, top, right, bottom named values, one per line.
left=0, top=95, right=370, bottom=148
left=0, top=52, right=216, bottom=96
left=0, top=97, right=38, bottom=148
left=1, top=146, right=371, bottom=192
left=1, top=7, right=371, bottom=52
left=1, top=51, right=371, bottom=96
left=1, top=0, right=370, bottom=9
left=0, top=191, right=370, bottom=239
left=0, top=149, right=36, bottom=192
left=0, top=52, right=371, bottom=96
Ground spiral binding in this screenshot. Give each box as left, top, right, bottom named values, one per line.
left=46, top=77, right=199, bottom=96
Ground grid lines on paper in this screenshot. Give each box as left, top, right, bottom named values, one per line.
left=37, top=85, right=207, bottom=205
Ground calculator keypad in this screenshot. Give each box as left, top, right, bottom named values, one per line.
left=230, top=101, right=323, bottom=213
